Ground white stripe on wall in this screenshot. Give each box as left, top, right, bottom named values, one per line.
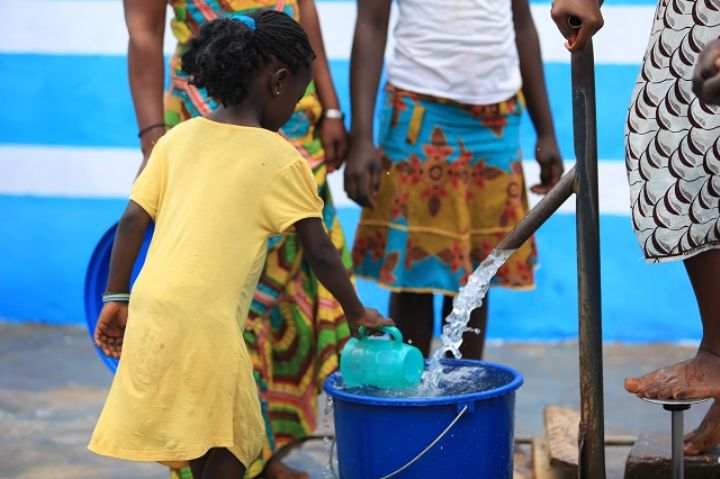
left=1, top=1, right=652, bottom=64
left=0, top=146, right=631, bottom=215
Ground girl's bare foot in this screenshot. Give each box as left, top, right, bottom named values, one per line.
left=685, top=399, right=720, bottom=455
left=264, top=458, right=309, bottom=479
left=624, top=349, right=720, bottom=400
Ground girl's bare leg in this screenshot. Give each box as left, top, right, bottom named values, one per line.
left=189, top=448, right=246, bottom=479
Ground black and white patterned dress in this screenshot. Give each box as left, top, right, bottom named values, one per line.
left=626, top=0, right=720, bottom=262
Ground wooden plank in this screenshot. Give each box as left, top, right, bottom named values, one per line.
left=516, top=434, right=636, bottom=447
left=513, top=444, right=533, bottom=479
left=532, top=437, right=576, bottom=479
left=544, top=405, right=580, bottom=473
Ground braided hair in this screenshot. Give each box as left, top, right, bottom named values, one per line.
left=181, top=10, right=315, bottom=107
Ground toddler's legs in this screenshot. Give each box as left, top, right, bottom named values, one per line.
left=389, top=292, right=434, bottom=356
left=442, top=294, right=489, bottom=360
left=189, top=448, right=246, bottom=479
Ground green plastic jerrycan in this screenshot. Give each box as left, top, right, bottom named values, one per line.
left=340, top=326, right=424, bottom=389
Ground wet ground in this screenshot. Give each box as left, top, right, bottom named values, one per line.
left=0, top=322, right=710, bottom=478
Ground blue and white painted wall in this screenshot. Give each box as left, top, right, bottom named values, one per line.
left=0, top=0, right=700, bottom=341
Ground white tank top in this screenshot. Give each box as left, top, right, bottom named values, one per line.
left=386, top=0, right=522, bottom=106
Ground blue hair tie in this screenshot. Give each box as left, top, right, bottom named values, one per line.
left=229, top=14, right=256, bottom=31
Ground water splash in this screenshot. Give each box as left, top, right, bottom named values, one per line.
left=322, top=396, right=336, bottom=479
left=340, top=365, right=493, bottom=398
left=427, top=249, right=515, bottom=384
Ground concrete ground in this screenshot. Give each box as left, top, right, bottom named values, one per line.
left=0, top=321, right=711, bottom=478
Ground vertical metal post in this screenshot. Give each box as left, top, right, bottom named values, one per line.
left=663, top=403, right=691, bottom=479
left=671, top=409, right=684, bottom=479
left=572, top=41, right=606, bottom=478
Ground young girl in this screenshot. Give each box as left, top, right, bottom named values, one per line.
left=122, top=1, right=351, bottom=477
left=554, top=0, right=720, bottom=456
left=345, top=0, right=563, bottom=358
left=88, top=11, right=390, bottom=478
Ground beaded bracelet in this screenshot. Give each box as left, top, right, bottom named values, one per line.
left=102, top=292, right=131, bottom=303
left=323, top=109, right=345, bottom=120
left=138, top=123, right=166, bottom=138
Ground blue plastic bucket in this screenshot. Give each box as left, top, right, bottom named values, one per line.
left=84, top=222, right=153, bottom=373
left=323, top=359, right=523, bottom=479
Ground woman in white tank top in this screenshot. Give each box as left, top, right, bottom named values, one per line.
left=345, top=0, right=563, bottom=359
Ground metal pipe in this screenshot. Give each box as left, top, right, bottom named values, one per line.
left=671, top=409, right=684, bottom=479
left=572, top=41, right=606, bottom=478
left=495, top=166, right=576, bottom=251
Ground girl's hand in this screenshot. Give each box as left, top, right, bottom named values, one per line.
left=344, top=140, right=382, bottom=208
left=693, top=39, right=720, bottom=106
left=319, top=117, right=349, bottom=173
left=348, top=307, right=395, bottom=336
left=94, top=302, right=128, bottom=359
left=550, top=0, right=603, bottom=52
left=530, top=135, right=564, bottom=194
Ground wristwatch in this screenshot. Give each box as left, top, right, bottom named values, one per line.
left=323, top=108, right=345, bottom=120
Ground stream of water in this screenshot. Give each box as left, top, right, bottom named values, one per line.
left=425, top=249, right=515, bottom=386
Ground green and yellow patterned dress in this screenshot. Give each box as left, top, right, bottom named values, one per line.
left=163, top=1, right=351, bottom=477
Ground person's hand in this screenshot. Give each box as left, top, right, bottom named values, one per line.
left=344, top=140, right=382, bottom=208
left=347, top=307, right=395, bottom=336
left=319, top=118, right=349, bottom=173
left=550, top=0, right=604, bottom=52
left=137, top=127, right=166, bottom=176
left=530, top=134, right=564, bottom=194
left=94, top=302, right=128, bottom=359
left=693, top=39, right=720, bottom=106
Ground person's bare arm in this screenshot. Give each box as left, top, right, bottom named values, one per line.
left=344, top=0, right=392, bottom=208
left=513, top=0, right=563, bottom=194
left=693, top=39, right=720, bottom=105
left=298, top=0, right=348, bottom=172
left=95, top=202, right=153, bottom=358
left=124, top=0, right=168, bottom=171
left=295, top=218, right=393, bottom=331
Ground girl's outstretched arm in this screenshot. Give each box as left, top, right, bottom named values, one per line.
left=123, top=0, right=168, bottom=171
left=298, top=0, right=348, bottom=172
left=512, top=0, right=563, bottom=194
left=294, top=217, right=393, bottom=331
left=94, top=201, right=152, bottom=358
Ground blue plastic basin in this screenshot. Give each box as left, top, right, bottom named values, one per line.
left=84, top=222, right=153, bottom=372
left=324, top=359, right=523, bottom=479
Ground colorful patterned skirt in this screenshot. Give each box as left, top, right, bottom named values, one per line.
left=165, top=79, right=351, bottom=477
left=353, top=85, right=537, bottom=295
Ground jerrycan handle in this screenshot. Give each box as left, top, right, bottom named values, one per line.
left=358, top=326, right=404, bottom=344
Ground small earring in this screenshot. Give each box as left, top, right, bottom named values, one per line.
left=274, top=90, right=280, bottom=96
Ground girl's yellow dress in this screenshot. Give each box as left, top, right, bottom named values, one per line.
left=88, top=117, right=323, bottom=467
left=164, top=3, right=353, bottom=475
